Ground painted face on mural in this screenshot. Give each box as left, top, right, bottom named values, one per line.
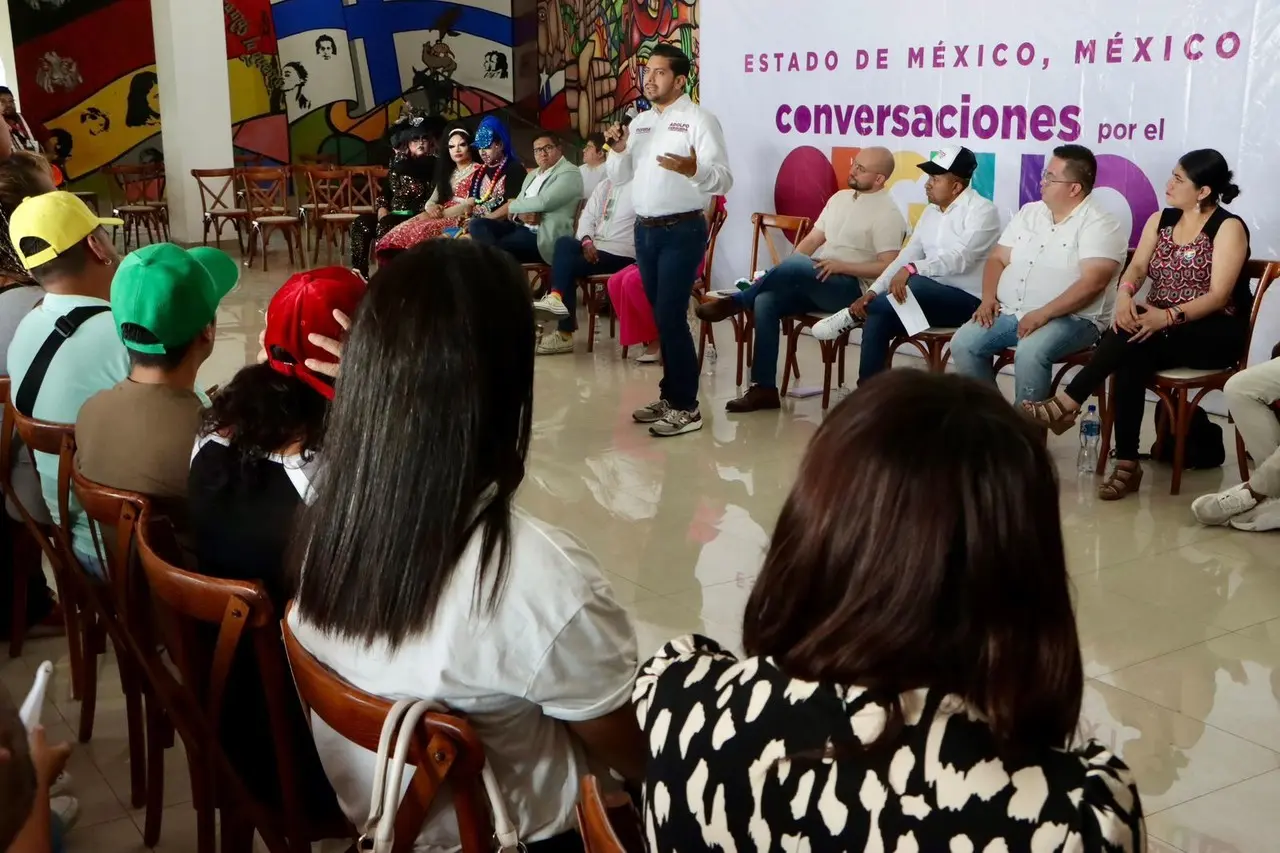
left=1165, top=165, right=1207, bottom=209
left=448, top=132, right=471, bottom=164
left=282, top=65, right=301, bottom=90
left=146, top=82, right=160, bottom=114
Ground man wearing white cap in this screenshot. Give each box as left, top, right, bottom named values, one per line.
left=814, top=146, right=1000, bottom=384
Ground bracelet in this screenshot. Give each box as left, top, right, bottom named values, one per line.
left=1119, top=281, right=1138, bottom=296
left=905, top=263, right=918, bottom=277
left=1165, top=308, right=1174, bottom=327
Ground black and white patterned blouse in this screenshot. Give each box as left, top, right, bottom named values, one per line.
left=634, top=635, right=1143, bottom=853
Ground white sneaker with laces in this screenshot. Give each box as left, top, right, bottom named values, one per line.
left=1191, top=483, right=1258, bottom=526
left=536, top=333, right=574, bottom=355
left=1228, top=496, right=1280, bottom=531
left=51, top=795, right=80, bottom=831
left=812, top=307, right=856, bottom=341
left=533, top=293, right=569, bottom=323
left=49, top=770, right=72, bottom=798
left=649, top=407, right=703, bottom=438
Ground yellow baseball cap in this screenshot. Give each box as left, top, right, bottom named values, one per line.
left=9, top=191, right=123, bottom=269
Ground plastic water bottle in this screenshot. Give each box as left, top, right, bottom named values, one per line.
left=1077, top=405, right=1101, bottom=474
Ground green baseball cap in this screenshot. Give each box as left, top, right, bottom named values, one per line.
left=111, top=244, right=240, bottom=355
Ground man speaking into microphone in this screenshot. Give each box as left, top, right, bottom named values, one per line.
left=604, top=43, right=733, bottom=438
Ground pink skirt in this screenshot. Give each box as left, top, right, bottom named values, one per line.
left=607, top=264, right=657, bottom=348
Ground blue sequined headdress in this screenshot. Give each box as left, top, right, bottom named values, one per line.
left=473, top=116, right=516, bottom=164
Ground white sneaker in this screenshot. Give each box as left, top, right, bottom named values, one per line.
left=50, top=795, right=80, bottom=831
left=536, top=332, right=574, bottom=355
left=812, top=308, right=856, bottom=341
left=1228, top=496, right=1280, bottom=531
left=635, top=347, right=660, bottom=364
left=533, top=293, right=569, bottom=323
left=49, top=770, right=72, bottom=797
left=1191, top=483, right=1258, bottom=526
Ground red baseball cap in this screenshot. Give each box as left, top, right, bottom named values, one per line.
left=264, top=267, right=366, bottom=400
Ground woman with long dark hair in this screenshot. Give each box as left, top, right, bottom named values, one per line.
left=1023, top=149, right=1249, bottom=500
left=125, top=71, right=160, bottom=127
left=287, top=240, right=642, bottom=852
left=635, top=371, right=1144, bottom=851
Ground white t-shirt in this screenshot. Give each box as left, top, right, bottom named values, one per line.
left=996, top=196, right=1128, bottom=327
left=287, top=509, right=639, bottom=850
left=579, top=163, right=606, bottom=199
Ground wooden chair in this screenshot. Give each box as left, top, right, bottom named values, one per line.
left=68, top=462, right=164, bottom=839
left=577, top=775, right=644, bottom=853
left=1143, top=259, right=1277, bottom=494
left=282, top=605, right=496, bottom=853
left=578, top=273, right=617, bottom=354
left=523, top=263, right=552, bottom=295
left=704, top=212, right=809, bottom=387
left=992, top=346, right=1108, bottom=472
left=299, top=153, right=338, bottom=167
left=105, top=165, right=166, bottom=251
left=307, top=169, right=361, bottom=265
left=1, top=391, right=85, bottom=694
left=0, top=377, right=54, bottom=659
left=241, top=167, right=304, bottom=272
left=135, top=524, right=348, bottom=853
left=291, top=166, right=327, bottom=252
left=778, top=311, right=854, bottom=411
left=693, top=202, right=729, bottom=372
left=70, top=190, right=100, bottom=215
left=346, top=165, right=385, bottom=216
left=191, top=168, right=248, bottom=255
left=886, top=327, right=958, bottom=373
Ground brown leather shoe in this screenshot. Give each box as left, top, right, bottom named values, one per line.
left=726, top=385, right=781, bottom=413
left=695, top=295, right=744, bottom=323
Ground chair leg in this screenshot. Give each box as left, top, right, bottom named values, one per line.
left=142, top=700, right=166, bottom=847
left=49, top=556, right=85, bottom=701
left=77, top=615, right=103, bottom=743
left=1097, top=375, right=1114, bottom=476
left=8, top=521, right=37, bottom=658
left=119, top=654, right=146, bottom=808
left=1171, top=390, right=1190, bottom=495
left=821, top=344, right=835, bottom=410
left=1235, top=424, right=1250, bottom=483
left=189, top=753, right=217, bottom=853
left=731, top=318, right=745, bottom=387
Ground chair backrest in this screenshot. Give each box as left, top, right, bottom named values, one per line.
left=300, top=153, right=338, bottom=166
left=576, top=776, right=644, bottom=853
left=106, top=164, right=164, bottom=206
left=696, top=200, right=729, bottom=293
left=1240, top=259, right=1278, bottom=369
left=240, top=167, right=290, bottom=217
left=0, top=378, right=62, bottom=566
left=281, top=603, right=492, bottom=853
left=9, top=403, right=75, bottom=557
left=191, top=168, right=241, bottom=215
left=68, top=443, right=152, bottom=610
left=748, top=212, right=811, bottom=276
left=346, top=166, right=384, bottom=210
left=307, top=169, right=353, bottom=213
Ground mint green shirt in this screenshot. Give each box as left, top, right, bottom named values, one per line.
left=6, top=293, right=130, bottom=564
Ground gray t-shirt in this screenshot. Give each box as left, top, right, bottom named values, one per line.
left=0, top=283, right=42, bottom=375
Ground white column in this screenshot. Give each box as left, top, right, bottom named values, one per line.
left=150, top=0, right=234, bottom=244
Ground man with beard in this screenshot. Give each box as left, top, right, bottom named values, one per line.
left=602, top=44, right=732, bottom=437
left=696, top=146, right=905, bottom=413
left=813, top=146, right=1001, bottom=388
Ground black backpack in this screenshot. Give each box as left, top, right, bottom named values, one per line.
left=1148, top=406, right=1225, bottom=469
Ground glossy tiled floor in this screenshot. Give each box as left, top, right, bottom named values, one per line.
left=3, top=248, right=1279, bottom=852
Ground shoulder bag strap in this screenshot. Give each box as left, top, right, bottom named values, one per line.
left=14, top=305, right=110, bottom=417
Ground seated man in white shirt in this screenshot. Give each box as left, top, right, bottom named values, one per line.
left=533, top=178, right=636, bottom=354
left=813, top=146, right=1001, bottom=386
left=695, top=146, right=905, bottom=412
left=950, top=145, right=1127, bottom=404
left=579, top=132, right=608, bottom=199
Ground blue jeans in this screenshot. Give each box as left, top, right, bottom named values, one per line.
left=950, top=313, right=1101, bottom=404
left=858, top=275, right=981, bottom=380
left=634, top=215, right=707, bottom=411
left=549, top=236, right=633, bottom=333
left=468, top=218, right=543, bottom=264
left=735, top=254, right=863, bottom=389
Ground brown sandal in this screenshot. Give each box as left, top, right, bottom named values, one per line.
left=1021, top=396, right=1080, bottom=435
left=1099, top=461, right=1143, bottom=501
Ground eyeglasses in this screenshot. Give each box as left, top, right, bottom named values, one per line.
left=533, top=144, right=557, bottom=155
left=1040, top=171, right=1078, bottom=186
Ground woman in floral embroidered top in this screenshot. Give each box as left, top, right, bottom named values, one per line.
left=1023, top=149, right=1251, bottom=500
left=635, top=371, right=1144, bottom=852
left=375, top=117, right=526, bottom=263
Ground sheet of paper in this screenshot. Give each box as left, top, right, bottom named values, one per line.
left=887, top=288, right=931, bottom=337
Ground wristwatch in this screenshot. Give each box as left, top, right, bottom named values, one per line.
left=1171, top=306, right=1187, bottom=325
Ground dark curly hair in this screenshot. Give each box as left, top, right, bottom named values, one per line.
left=200, top=362, right=329, bottom=464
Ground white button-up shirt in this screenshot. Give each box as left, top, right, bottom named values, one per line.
left=605, top=94, right=733, bottom=217
left=996, top=196, right=1127, bottom=327
left=577, top=179, right=636, bottom=258
left=870, top=187, right=1001, bottom=299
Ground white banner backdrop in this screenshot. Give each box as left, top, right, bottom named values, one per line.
left=701, top=0, right=1280, bottom=370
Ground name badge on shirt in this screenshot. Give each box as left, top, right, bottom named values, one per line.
left=667, top=122, right=690, bottom=133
